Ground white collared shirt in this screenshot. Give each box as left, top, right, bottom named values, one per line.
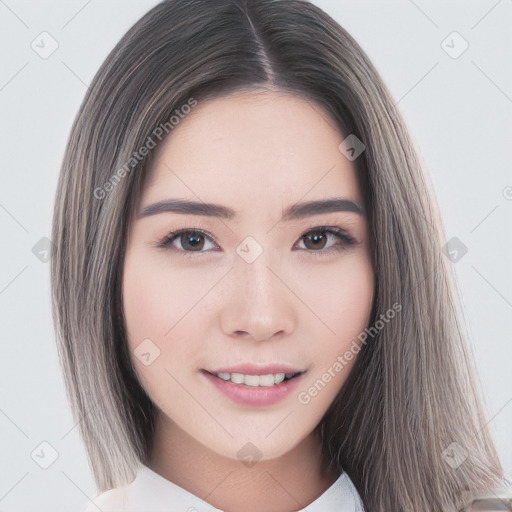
left=81, top=463, right=365, bottom=512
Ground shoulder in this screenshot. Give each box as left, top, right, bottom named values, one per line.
left=80, top=486, right=126, bottom=512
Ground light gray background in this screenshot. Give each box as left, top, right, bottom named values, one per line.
left=1, top=1, right=511, bottom=510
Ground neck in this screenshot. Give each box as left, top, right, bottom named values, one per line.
left=147, top=414, right=340, bottom=512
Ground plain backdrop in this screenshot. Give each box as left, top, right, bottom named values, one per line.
left=1, top=1, right=511, bottom=510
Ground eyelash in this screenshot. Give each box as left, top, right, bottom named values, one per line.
left=156, top=226, right=358, bottom=259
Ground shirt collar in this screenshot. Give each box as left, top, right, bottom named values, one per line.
left=121, top=463, right=365, bottom=512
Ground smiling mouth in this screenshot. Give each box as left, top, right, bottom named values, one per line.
left=203, top=370, right=304, bottom=387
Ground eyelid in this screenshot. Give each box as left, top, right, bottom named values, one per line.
left=294, top=226, right=359, bottom=254
left=156, top=227, right=219, bottom=251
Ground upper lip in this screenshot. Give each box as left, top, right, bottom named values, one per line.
left=206, top=363, right=307, bottom=375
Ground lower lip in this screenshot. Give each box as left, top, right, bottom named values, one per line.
left=201, top=370, right=305, bottom=406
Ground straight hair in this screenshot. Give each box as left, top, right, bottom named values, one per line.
left=50, top=0, right=508, bottom=510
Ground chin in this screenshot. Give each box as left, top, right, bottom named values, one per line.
left=196, top=427, right=309, bottom=463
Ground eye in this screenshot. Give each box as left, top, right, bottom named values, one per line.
left=294, top=226, right=357, bottom=255
left=157, top=229, right=219, bottom=256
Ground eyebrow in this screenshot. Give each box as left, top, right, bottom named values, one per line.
left=137, top=197, right=365, bottom=221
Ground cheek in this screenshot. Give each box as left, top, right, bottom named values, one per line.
left=331, top=261, right=374, bottom=339
left=299, top=254, right=374, bottom=338
left=122, top=250, right=222, bottom=387
left=293, top=257, right=373, bottom=412
left=123, top=252, right=203, bottom=343
left=296, top=255, right=374, bottom=378
left=121, top=252, right=201, bottom=401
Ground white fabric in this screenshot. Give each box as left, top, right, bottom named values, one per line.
left=81, top=463, right=365, bottom=512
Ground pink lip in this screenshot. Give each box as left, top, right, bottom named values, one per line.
left=207, top=363, right=305, bottom=375
left=201, top=369, right=306, bottom=406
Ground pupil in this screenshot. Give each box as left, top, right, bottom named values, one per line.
left=184, top=232, right=204, bottom=250
left=307, top=231, right=326, bottom=249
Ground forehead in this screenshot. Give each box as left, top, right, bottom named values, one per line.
left=140, top=90, right=363, bottom=216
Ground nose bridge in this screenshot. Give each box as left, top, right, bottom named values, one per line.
left=221, top=237, right=296, bottom=341
left=234, top=232, right=277, bottom=294
left=238, top=247, right=274, bottom=299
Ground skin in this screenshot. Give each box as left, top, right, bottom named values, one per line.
left=122, top=89, right=374, bottom=512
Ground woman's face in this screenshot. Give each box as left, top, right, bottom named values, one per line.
left=122, top=89, right=374, bottom=462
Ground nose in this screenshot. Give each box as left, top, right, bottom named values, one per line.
left=219, top=251, right=297, bottom=342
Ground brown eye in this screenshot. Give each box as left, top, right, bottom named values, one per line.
left=159, top=229, right=218, bottom=253
left=298, top=227, right=356, bottom=254
left=303, top=230, right=328, bottom=250
left=179, top=231, right=205, bottom=251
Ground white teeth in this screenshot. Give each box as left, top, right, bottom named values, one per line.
left=213, top=372, right=294, bottom=386
left=244, top=374, right=260, bottom=386
left=231, top=372, right=244, bottom=384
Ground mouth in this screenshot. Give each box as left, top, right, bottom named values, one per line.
left=202, top=370, right=304, bottom=387
left=200, top=367, right=307, bottom=406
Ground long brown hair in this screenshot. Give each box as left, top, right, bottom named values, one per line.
left=50, top=0, right=507, bottom=509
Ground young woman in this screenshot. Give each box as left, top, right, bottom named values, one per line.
left=50, top=0, right=510, bottom=510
